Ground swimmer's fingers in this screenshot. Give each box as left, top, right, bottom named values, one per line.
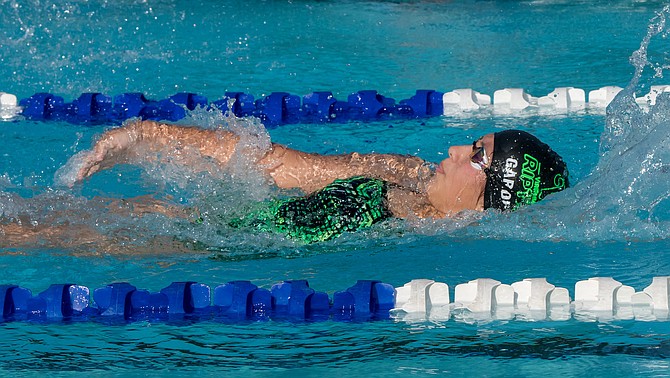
left=72, top=149, right=106, bottom=182
left=74, top=154, right=102, bottom=182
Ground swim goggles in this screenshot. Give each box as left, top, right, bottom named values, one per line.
left=469, top=141, right=489, bottom=171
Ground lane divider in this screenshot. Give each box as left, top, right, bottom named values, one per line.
left=1, top=85, right=660, bottom=126
left=2, top=276, right=668, bottom=323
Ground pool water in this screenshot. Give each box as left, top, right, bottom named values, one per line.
left=1, top=0, right=670, bottom=376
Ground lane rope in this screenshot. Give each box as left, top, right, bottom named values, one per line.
left=1, top=85, right=660, bottom=126
left=2, top=276, right=668, bottom=323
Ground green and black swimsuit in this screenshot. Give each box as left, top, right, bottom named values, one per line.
left=230, top=176, right=392, bottom=243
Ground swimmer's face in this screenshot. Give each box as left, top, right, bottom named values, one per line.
left=427, top=133, right=493, bottom=215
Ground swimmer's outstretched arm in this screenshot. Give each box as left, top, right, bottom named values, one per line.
left=75, top=120, right=240, bottom=181
left=76, top=120, right=431, bottom=192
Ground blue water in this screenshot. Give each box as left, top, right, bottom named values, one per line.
left=2, top=0, right=670, bottom=376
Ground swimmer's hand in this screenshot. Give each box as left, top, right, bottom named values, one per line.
left=74, top=121, right=142, bottom=181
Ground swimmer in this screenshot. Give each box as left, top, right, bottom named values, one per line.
left=69, top=120, right=570, bottom=243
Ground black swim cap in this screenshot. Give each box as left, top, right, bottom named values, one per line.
left=484, top=130, right=569, bottom=211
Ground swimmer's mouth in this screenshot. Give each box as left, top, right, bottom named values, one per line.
left=436, top=164, right=444, bottom=174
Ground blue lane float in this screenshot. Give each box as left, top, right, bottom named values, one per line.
left=0, top=280, right=394, bottom=323
left=12, top=89, right=445, bottom=126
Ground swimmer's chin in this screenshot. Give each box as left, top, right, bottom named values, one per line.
left=54, top=150, right=94, bottom=188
